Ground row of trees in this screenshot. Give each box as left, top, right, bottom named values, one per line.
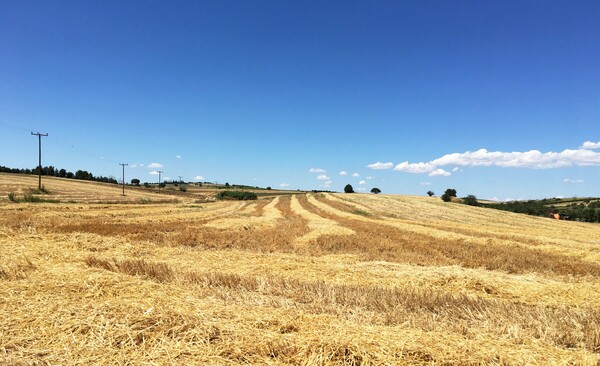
left=343, top=184, right=381, bottom=194
left=0, top=165, right=118, bottom=184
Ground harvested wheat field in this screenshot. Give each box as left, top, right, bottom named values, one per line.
left=1, top=177, right=600, bottom=365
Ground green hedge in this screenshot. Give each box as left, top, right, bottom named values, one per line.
left=216, top=191, right=258, bottom=200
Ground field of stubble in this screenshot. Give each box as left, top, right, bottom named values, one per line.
left=1, top=174, right=600, bottom=365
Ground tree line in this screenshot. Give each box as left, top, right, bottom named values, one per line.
left=0, top=165, right=118, bottom=184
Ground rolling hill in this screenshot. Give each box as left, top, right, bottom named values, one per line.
left=1, top=175, right=599, bottom=365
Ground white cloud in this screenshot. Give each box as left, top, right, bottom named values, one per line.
left=149, top=171, right=160, bottom=175
left=317, top=174, right=330, bottom=180
left=358, top=180, right=366, bottom=185
left=352, top=173, right=360, bottom=177
left=367, top=162, right=393, bottom=170
left=428, top=169, right=451, bottom=177
left=176, top=155, right=182, bottom=159
left=323, top=180, right=333, bottom=188
left=139, top=164, right=145, bottom=167
left=148, top=163, right=163, bottom=169
left=130, top=163, right=138, bottom=168
left=420, top=182, right=431, bottom=186
left=194, top=176, right=205, bottom=181
left=356, top=187, right=366, bottom=191
left=392, top=146, right=600, bottom=175
left=581, top=141, right=600, bottom=149
left=339, top=171, right=348, bottom=176
left=280, top=183, right=290, bottom=188
left=452, top=167, right=460, bottom=172
left=564, top=178, right=584, bottom=184
left=163, top=176, right=171, bottom=181
left=309, top=168, right=326, bottom=173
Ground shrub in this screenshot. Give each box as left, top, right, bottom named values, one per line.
left=158, top=183, right=166, bottom=188
left=441, top=193, right=452, bottom=202
left=23, top=193, right=42, bottom=203
left=216, top=191, right=257, bottom=200
left=179, top=186, right=187, bottom=192
left=8, top=192, right=17, bottom=202
left=266, top=187, right=272, bottom=190
left=39, top=185, right=50, bottom=194
left=444, top=188, right=457, bottom=197
left=143, top=182, right=150, bottom=188
left=462, top=195, right=479, bottom=206
left=427, top=191, right=434, bottom=197
left=370, top=187, right=381, bottom=194
left=344, top=184, right=354, bottom=193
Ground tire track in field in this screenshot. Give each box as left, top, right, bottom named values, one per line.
left=290, top=195, right=354, bottom=246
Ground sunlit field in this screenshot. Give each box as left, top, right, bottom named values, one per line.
left=1, top=174, right=600, bottom=365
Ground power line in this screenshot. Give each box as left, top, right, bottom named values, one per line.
left=31, top=132, right=48, bottom=190
left=119, top=163, right=128, bottom=196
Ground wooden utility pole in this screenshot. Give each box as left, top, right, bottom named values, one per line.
left=157, top=171, right=163, bottom=189
left=119, top=163, right=128, bottom=196
left=31, top=132, right=48, bottom=190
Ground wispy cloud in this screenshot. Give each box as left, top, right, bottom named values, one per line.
left=366, top=176, right=372, bottom=180
left=194, top=175, right=205, bottom=181
left=352, top=173, right=360, bottom=177
left=367, top=162, right=393, bottom=170
left=581, top=141, right=600, bottom=149
left=176, top=155, right=182, bottom=159
left=309, top=168, right=326, bottom=173
left=339, top=171, right=348, bottom=176
left=149, top=171, right=160, bottom=175
left=392, top=144, right=600, bottom=176
left=358, top=180, right=366, bottom=185
left=316, top=174, right=330, bottom=180
left=564, top=178, right=584, bottom=183
left=428, top=169, right=451, bottom=177
left=280, top=183, right=290, bottom=188
left=356, top=187, right=366, bottom=191
left=147, top=162, right=163, bottom=169
left=420, top=182, right=431, bottom=186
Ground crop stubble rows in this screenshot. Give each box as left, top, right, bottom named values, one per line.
left=2, top=192, right=600, bottom=365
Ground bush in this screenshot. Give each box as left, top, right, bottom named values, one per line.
left=179, top=186, right=187, bottom=192
left=462, top=195, right=479, bottom=206
left=158, top=183, right=166, bottom=188
left=427, top=191, right=434, bottom=197
left=8, top=192, right=17, bottom=202
left=23, top=193, right=42, bottom=203
left=131, top=179, right=140, bottom=186
left=370, top=187, right=381, bottom=194
left=143, top=182, right=150, bottom=188
left=216, top=191, right=258, bottom=200
left=441, top=193, right=452, bottom=202
left=344, top=184, right=354, bottom=193
left=266, top=186, right=272, bottom=190
left=444, top=188, right=457, bottom=197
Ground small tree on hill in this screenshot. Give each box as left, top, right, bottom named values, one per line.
left=344, top=184, right=354, bottom=193
left=427, top=190, right=434, bottom=197
left=131, top=178, right=140, bottom=186
left=370, top=187, right=381, bottom=194
left=462, top=194, right=479, bottom=206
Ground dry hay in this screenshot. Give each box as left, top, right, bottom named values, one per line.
left=289, top=195, right=354, bottom=246
left=1, top=179, right=600, bottom=365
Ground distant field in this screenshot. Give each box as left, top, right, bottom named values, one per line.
left=1, top=175, right=600, bottom=365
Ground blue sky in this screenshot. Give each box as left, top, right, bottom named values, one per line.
left=1, top=1, right=599, bottom=200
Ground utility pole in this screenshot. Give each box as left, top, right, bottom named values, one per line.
left=157, top=171, right=163, bottom=189
left=178, top=176, right=183, bottom=183
left=31, top=132, right=48, bottom=190
left=119, top=163, right=128, bottom=196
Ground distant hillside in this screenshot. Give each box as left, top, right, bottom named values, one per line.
left=482, top=197, right=600, bottom=222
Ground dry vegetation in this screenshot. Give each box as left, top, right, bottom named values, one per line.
left=1, top=175, right=600, bottom=365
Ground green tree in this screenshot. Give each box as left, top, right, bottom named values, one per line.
left=370, top=187, right=381, bottom=194
left=427, top=191, right=434, bottom=197
left=344, top=184, right=354, bottom=193
left=444, top=188, right=457, bottom=197
left=462, top=194, right=479, bottom=206
left=131, top=178, right=140, bottom=186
